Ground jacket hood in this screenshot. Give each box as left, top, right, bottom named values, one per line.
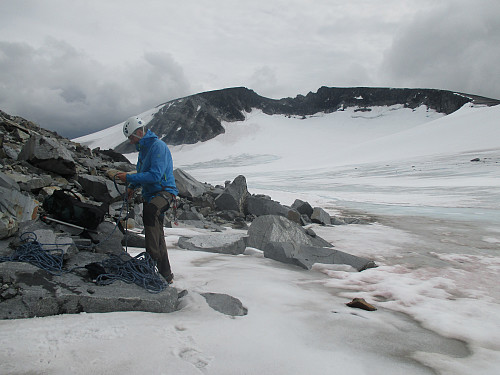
left=136, top=129, right=158, bottom=150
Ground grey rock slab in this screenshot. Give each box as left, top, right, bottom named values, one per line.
left=214, top=175, right=248, bottom=212
left=296, top=245, right=377, bottom=271
left=178, top=233, right=247, bottom=255
left=311, top=207, right=331, bottom=225
left=0, top=171, right=20, bottom=191
left=0, top=186, right=39, bottom=223
left=245, top=195, right=289, bottom=217
left=174, top=168, right=208, bottom=199
left=247, top=215, right=332, bottom=251
left=263, top=242, right=306, bottom=269
left=77, top=174, right=121, bottom=203
left=201, top=292, right=248, bottom=316
left=291, top=199, right=313, bottom=218
left=263, top=242, right=377, bottom=271
left=0, top=252, right=178, bottom=319
left=17, top=134, right=76, bottom=175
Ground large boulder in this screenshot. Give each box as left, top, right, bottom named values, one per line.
left=291, top=199, right=313, bottom=218
left=122, top=232, right=146, bottom=249
left=0, top=186, right=39, bottom=238
left=214, top=175, right=248, bottom=213
left=0, top=172, right=41, bottom=239
left=246, top=215, right=332, bottom=250
left=174, top=169, right=208, bottom=199
left=0, top=212, right=17, bottom=240
left=0, top=171, right=20, bottom=191
left=17, top=174, right=53, bottom=192
left=245, top=195, right=289, bottom=217
left=262, top=242, right=306, bottom=268
left=92, top=221, right=126, bottom=255
left=311, top=207, right=331, bottom=225
left=263, top=242, right=376, bottom=271
left=178, top=232, right=247, bottom=255
left=17, top=134, right=76, bottom=175
left=0, top=256, right=178, bottom=319
left=78, top=174, right=122, bottom=203
left=178, top=209, right=204, bottom=221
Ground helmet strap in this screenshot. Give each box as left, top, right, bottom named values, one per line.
left=130, top=126, right=145, bottom=140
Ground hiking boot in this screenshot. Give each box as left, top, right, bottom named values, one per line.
left=165, top=273, right=174, bottom=284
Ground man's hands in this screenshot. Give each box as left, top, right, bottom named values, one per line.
left=115, top=172, right=135, bottom=201
left=126, top=187, right=134, bottom=201
left=116, top=172, right=128, bottom=183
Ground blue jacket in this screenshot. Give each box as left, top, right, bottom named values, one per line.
left=126, top=129, right=178, bottom=202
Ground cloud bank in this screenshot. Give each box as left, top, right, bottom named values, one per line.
left=381, top=0, right=500, bottom=98
left=0, top=39, right=191, bottom=138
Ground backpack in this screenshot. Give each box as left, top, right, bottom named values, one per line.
left=42, top=189, right=107, bottom=230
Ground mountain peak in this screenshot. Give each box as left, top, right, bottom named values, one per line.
left=113, top=86, right=500, bottom=154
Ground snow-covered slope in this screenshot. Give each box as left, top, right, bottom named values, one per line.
left=75, top=102, right=499, bottom=175
left=73, top=105, right=162, bottom=150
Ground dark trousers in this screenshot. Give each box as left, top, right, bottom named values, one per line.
left=143, top=192, right=173, bottom=278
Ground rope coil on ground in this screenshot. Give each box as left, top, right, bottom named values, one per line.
left=0, top=232, right=68, bottom=275
left=94, top=252, right=167, bottom=293
left=1, top=232, right=168, bottom=293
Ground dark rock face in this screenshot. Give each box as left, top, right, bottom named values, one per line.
left=18, top=134, right=76, bottom=176
left=246, top=195, right=289, bottom=217
left=214, top=175, right=248, bottom=213
left=291, top=199, right=313, bottom=218
left=113, top=86, right=499, bottom=153
left=77, top=174, right=122, bottom=203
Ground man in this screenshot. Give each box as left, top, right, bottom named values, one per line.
left=116, top=116, right=178, bottom=284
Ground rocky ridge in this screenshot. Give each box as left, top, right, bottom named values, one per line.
left=1, top=108, right=375, bottom=320
left=114, top=86, right=500, bottom=153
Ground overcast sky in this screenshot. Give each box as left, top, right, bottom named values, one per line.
left=1, top=0, right=499, bottom=138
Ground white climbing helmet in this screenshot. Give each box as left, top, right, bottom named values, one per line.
left=123, top=116, right=145, bottom=138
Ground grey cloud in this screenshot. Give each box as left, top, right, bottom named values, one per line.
left=248, top=66, right=278, bottom=95
left=381, top=0, right=500, bottom=99
left=0, top=39, right=191, bottom=138
left=60, top=86, right=87, bottom=104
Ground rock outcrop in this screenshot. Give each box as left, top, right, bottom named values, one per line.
left=113, top=86, right=499, bottom=153
left=246, top=215, right=376, bottom=271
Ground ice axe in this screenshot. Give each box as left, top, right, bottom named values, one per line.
left=41, top=215, right=100, bottom=243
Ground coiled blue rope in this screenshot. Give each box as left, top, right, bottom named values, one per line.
left=0, top=232, right=69, bottom=275
left=0, top=232, right=167, bottom=293
left=94, top=252, right=167, bottom=293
